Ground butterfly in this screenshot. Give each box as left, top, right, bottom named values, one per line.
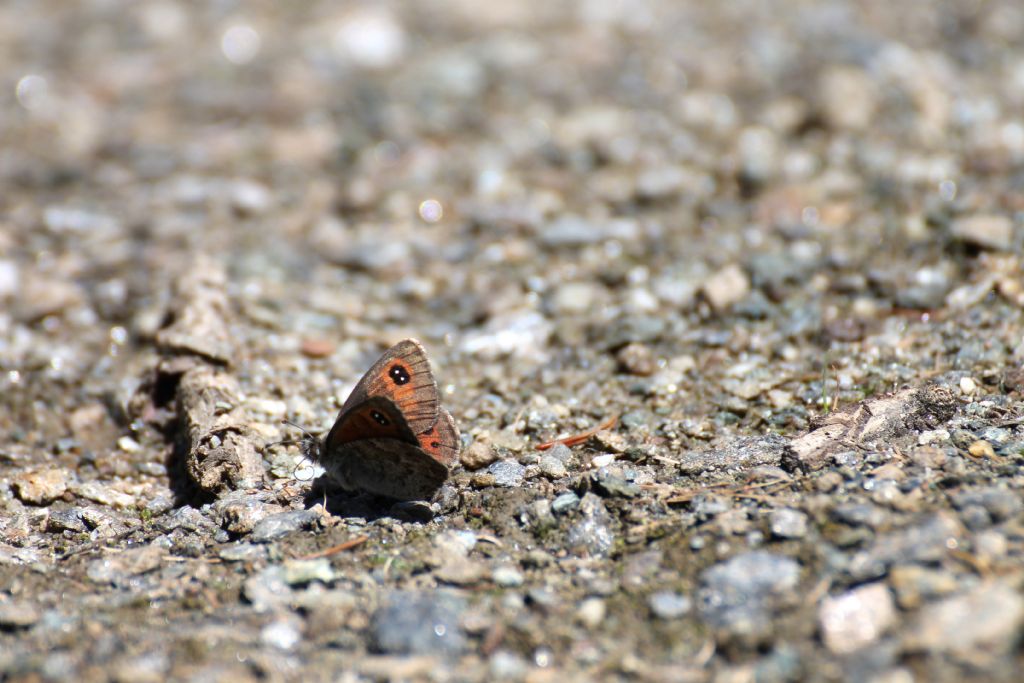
left=303, top=339, right=460, bottom=501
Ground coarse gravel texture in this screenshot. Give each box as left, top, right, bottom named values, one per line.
left=3, top=1, right=1024, bottom=682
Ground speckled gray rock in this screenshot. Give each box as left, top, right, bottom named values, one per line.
left=539, top=454, right=568, bottom=479
left=551, top=492, right=580, bottom=515
left=250, top=509, right=322, bottom=542
left=680, top=435, right=789, bottom=475
left=86, top=544, right=165, bottom=586
left=907, top=581, right=1024, bottom=656
left=487, top=460, right=526, bottom=487
left=243, top=566, right=292, bottom=613
left=370, top=591, right=466, bottom=655
left=649, top=591, right=692, bottom=620
left=214, top=494, right=285, bottom=535
left=847, top=512, right=962, bottom=581
left=951, top=487, right=1023, bottom=524
left=566, top=493, right=615, bottom=557
left=698, top=551, right=801, bottom=641
left=769, top=508, right=808, bottom=539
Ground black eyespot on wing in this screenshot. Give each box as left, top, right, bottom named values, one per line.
left=370, top=410, right=390, bottom=426
left=431, top=441, right=440, bottom=449
left=389, top=364, right=411, bottom=385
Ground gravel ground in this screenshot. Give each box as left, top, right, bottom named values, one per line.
left=2, top=1, right=1024, bottom=681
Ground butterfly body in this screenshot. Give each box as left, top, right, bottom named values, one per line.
left=309, top=339, right=460, bottom=501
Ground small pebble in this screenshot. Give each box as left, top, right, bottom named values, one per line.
left=576, top=598, right=606, bottom=628
left=701, top=264, right=751, bottom=311
left=967, top=440, right=995, bottom=459
left=818, top=582, right=896, bottom=655
left=539, top=455, right=568, bottom=479
left=250, top=509, right=321, bottom=542
left=769, top=508, right=808, bottom=539
left=460, top=442, right=497, bottom=470
left=12, top=469, right=69, bottom=505
left=282, top=558, right=335, bottom=585
left=370, top=592, right=466, bottom=655
left=648, top=591, right=692, bottom=620
left=492, top=566, right=524, bottom=588
left=616, top=343, right=657, bottom=376
left=950, top=215, right=1014, bottom=251
left=552, top=492, right=581, bottom=515
left=487, top=460, right=526, bottom=487
left=260, top=617, right=302, bottom=651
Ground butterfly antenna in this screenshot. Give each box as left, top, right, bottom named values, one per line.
left=282, top=419, right=320, bottom=441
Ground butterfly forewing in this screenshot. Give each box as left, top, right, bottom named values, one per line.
left=339, top=339, right=440, bottom=434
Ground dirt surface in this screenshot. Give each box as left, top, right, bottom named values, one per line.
left=2, top=1, right=1024, bottom=681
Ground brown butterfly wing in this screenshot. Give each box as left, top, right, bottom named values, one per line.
left=324, top=438, right=450, bottom=500
left=323, top=396, right=419, bottom=449
left=416, top=408, right=461, bottom=467
left=338, top=339, right=439, bottom=434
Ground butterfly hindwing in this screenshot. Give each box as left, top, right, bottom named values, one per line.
left=416, top=408, right=461, bottom=467
left=323, top=396, right=419, bottom=450
left=339, top=339, right=439, bottom=434
left=328, top=438, right=450, bottom=501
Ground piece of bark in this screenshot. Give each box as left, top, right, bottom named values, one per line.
left=155, top=255, right=233, bottom=364
left=136, top=258, right=264, bottom=496
left=782, top=384, right=957, bottom=472
left=177, top=365, right=263, bottom=493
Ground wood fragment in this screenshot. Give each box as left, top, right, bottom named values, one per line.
left=782, top=384, right=956, bottom=472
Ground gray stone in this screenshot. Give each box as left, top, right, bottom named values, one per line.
left=679, top=435, right=788, bottom=475
left=832, top=503, right=887, bottom=529
left=551, top=492, right=581, bottom=515
left=698, top=551, right=801, bottom=639
left=908, top=582, right=1024, bottom=656
left=592, top=469, right=640, bottom=498
left=848, top=512, right=962, bottom=581
left=243, top=566, right=292, bottom=613
left=370, top=591, right=466, bottom=655
left=492, top=565, right=524, bottom=588
left=250, top=509, right=321, bottom=543
left=545, top=442, right=574, bottom=464
left=157, top=506, right=216, bottom=534
left=282, top=558, right=335, bottom=585
left=217, top=543, right=268, bottom=562
left=649, top=591, right=692, bottom=620
left=692, top=494, right=732, bottom=519
left=769, top=508, right=808, bottom=539
left=86, top=544, right=165, bottom=586
left=46, top=508, right=88, bottom=533
left=566, top=493, right=615, bottom=557
left=487, top=460, right=526, bottom=488
left=952, top=487, right=1023, bottom=524
left=539, top=455, right=568, bottom=479
left=214, top=494, right=284, bottom=535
